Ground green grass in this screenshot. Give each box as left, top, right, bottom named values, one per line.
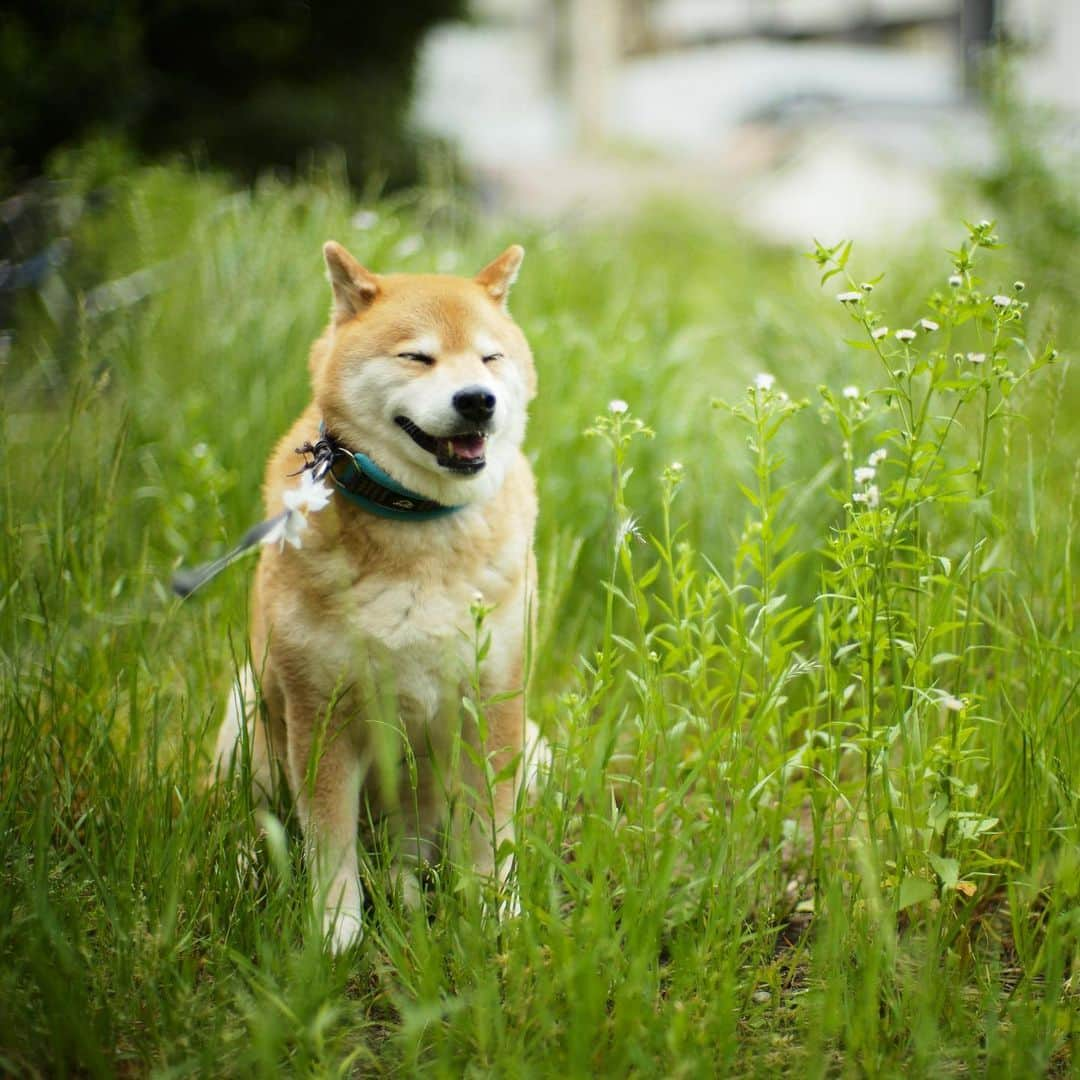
left=1, top=149, right=1078, bottom=1077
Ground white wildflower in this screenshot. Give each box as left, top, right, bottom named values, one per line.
left=393, top=234, right=423, bottom=259
left=608, top=398, right=628, bottom=415
left=852, top=484, right=880, bottom=509
left=966, top=352, right=986, bottom=365
left=754, top=373, right=775, bottom=392
left=262, top=472, right=334, bottom=551
left=895, top=328, right=916, bottom=342
left=871, top=326, right=889, bottom=341
left=262, top=510, right=308, bottom=551
left=615, top=513, right=642, bottom=549
left=942, top=694, right=966, bottom=712
left=283, top=470, right=334, bottom=515
left=868, top=448, right=887, bottom=467
left=351, top=209, right=379, bottom=230
left=836, top=291, right=862, bottom=304
left=992, top=294, right=1012, bottom=308
left=919, top=318, right=939, bottom=332
left=854, top=466, right=876, bottom=485
left=859, top=282, right=874, bottom=293
left=949, top=274, right=962, bottom=288
left=1013, top=280, right=1025, bottom=292
left=669, top=461, right=684, bottom=473
left=842, top=385, right=860, bottom=400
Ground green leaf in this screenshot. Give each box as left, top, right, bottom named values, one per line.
left=928, top=854, right=959, bottom=890
left=636, top=561, right=662, bottom=591
left=898, top=876, right=936, bottom=910
left=737, top=482, right=761, bottom=509
left=493, top=754, right=522, bottom=784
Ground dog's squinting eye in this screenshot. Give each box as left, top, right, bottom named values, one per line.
left=482, top=353, right=503, bottom=365
left=398, top=352, right=435, bottom=366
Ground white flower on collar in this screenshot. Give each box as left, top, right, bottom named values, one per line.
left=262, top=471, right=334, bottom=550
left=284, top=470, right=334, bottom=515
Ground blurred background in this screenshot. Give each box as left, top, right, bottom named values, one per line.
left=3, top=0, right=1077, bottom=675
left=3, top=2, right=1080, bottom=245
left=2, top=0, right=1078, bottom=553
left=414, top=0, right=1079, bottom=241
left=5, top=2, right=1079, bottom=544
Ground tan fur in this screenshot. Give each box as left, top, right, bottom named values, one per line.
left=214, top=243, right=537, bottom=950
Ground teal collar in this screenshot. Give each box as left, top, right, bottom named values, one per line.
left=318, top=426, right=462, bottom=521
left=171, top=425, right=460, bottom=599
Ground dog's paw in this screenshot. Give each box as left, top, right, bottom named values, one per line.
left=321, top=873, right=364, bottom=953
left=397, top=870, right=424, bottom=913
left=522, top=718, right=551, bottom=795
left=324, top=905, right=363, bottom=953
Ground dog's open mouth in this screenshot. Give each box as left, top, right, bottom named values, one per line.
left=395, top=416, right=487, bottom=474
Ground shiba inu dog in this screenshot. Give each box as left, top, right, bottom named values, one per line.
left=214, top=241, right=538, bottom=950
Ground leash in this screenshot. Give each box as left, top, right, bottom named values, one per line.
left=171, top=512, right=289, bottom=598
left=171, top=425, right=459, bottom=597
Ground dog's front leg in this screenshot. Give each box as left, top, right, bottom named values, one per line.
left=286, top=701, right=363, bottom=952
left=469, top=696, right=523, bottom=911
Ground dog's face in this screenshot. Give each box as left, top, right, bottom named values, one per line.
left=313, top=242, right=535, bottom=508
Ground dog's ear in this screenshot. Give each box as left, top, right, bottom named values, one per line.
left=323, top=241, right=379, bottom=323
left=475, top=245, right=524, bottom=309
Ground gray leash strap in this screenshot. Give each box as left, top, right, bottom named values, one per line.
left=171, top=511, right=287, bottom=598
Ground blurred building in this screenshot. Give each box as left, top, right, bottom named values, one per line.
left=413, top=0, right=1080, bottom=241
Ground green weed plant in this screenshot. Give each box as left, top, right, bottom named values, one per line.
left=0, top=160, right=1076, bottom=1076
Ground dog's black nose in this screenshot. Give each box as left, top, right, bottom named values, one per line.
left=452, top=386, right=496, bottom=423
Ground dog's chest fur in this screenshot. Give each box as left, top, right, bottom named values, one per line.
left=265, top=502, right=527, bottom=727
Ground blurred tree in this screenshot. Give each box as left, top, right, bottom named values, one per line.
left=0, top=0, right=464, bottom=189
